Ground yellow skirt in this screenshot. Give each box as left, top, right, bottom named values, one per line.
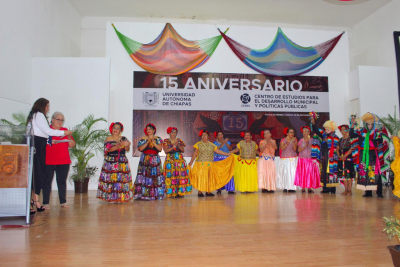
left=189, top=154, right=235, bottom=192
left=234, top=156, right=258, bottom=192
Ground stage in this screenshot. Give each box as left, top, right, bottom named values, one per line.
left=0, top=187, right=398, bottom=266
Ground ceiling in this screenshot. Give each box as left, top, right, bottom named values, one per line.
left=68, top=0, right=393, bottom=28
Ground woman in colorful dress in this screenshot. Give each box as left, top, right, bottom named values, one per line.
left=277, top=128, right=298, bottom=193
left=230, top=131, right=259, bottom=193
left=257, top=130, right=277, bottom=193
left=97, top=122, right=134, bottom=203
left=294, top=126, right=320, bottom=193
left=162, top=127, right=192, bottom=198
left=350, top=113, right=388, bottom=198
left=311, top=118, right=339, bottom=194
left=188, top=130, right=235, bottom=197
left=134, top=123, right=166, bottom=200
left=214, top=131, right=235, bottom=195
left=336, top=124, right=355, bottom=196
left=391, top=133, right=400, bottom=199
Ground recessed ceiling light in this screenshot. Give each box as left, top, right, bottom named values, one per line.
left=323, top=0, right=371, bottom=5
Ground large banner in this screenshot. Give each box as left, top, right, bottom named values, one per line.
left=132, top=72, right=329, bottom=156
left=133, top=72, right=329, bottom=112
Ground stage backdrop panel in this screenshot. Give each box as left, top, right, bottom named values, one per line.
left=31, top=58, right=110, bottom=190
left=106, top=22, right=350, bottom=187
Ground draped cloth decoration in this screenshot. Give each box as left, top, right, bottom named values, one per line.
left=219, top=28, right=344, bottom=77
left=112, top=23, right=227, bottom=75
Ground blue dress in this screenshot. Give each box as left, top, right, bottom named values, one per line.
left=214, top=141, right=235, bottom=191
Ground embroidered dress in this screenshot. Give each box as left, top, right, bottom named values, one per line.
left=276, top=138, right=298, bottom=190
left=214, top=140, right=235, bottom=192
left=163, top=138, right=192, bottom=197
left=337, top=137, right=355, bottom=180
left=97, top=138, right=134, bottom=203
left=391, top=137, right=400, bottom=198
left=257, top=140, right=276, bottom=191
left=234, top=141, right=258, bottom=192
left=294, top=139, right=320, bottom=189
left=134, top=137, right=166, bottom=200
left=190, top=141, right=235, bottom=192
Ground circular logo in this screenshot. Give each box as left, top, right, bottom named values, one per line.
left=240, top=94, right=251, bottom=104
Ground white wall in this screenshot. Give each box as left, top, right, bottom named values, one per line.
left=82, top=16, right=348, bottom=58
left=106, top=22, right=350, bottom=176
left=0, top=0, right=81, bottom=122
left=349, top=0, right=400, bottom=70
left=31, top=58, right=111, bottom=190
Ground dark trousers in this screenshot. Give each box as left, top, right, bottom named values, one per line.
left=43, top=164, right=70, bottom=204
left=320, top=149, right=336, bottom=193
left=33, top=136, right=48, bottom=195
left=365, top=174, right=383, bottom=196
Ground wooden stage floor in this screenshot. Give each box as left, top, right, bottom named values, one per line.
left=1, top=187, right=399, bottom=267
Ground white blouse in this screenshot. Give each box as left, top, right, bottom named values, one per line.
left=31, top=112, right=64, bottom=138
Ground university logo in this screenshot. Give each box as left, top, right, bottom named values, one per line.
left=143, top=92, right=159, bottom=106
left=240, top=93, right=251, bottom=104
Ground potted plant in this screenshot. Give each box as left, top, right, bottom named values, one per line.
left=383, top=214, right=400, bottom=266
left=380, top=109, right=400, bottom=190
left=69, top=114, right=109, bottom=193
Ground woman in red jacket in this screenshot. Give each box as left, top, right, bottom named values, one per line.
left=43, top=112, right=75, bottom=209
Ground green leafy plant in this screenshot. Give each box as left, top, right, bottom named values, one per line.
left=383, top=215, right=400, bottom=241
left=69, top=114, right=109, bottom=183
left=0, top=112, right=29, bottom=144
left=0, top=112, right=28, bottom=126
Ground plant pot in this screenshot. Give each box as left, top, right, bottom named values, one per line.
left=74, top=178, right=89, bottom=194
left=388, top=245, right=400, bottom=267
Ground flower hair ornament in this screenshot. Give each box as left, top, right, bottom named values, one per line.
left=240, top=132, right=245, bottom=138
left=167, top=127, right=178, bottom=134
left=261, top=131, right=265, bottom=139
left=283, top=127, right=289, bottom=135
left=300, top=126, right=311, bottom=133
left=199, top=130, right=209, bottom=137
left=214, top=130, right=223, bottom=139
left=109, top=122, right=124, bottom=134
left=144, top=123, right=156, bottom=135
left=338, top=124, right=349, bottom=132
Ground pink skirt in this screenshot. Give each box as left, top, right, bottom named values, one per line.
left=257, top=156, right=276, bottom=190
left=294, top=158, right=321, bottom=189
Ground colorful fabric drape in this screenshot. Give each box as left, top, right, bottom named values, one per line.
left=113, top=23, right=226, bottom=75
left=219, top=28, right=344, bottom=76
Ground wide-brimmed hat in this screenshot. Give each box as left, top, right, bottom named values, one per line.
left=323, top=120, right=337, bottom=131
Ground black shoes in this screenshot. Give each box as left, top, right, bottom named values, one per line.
left=377, top=195, right=384, bottom=198
left=228, top=191, right=236, bottom=194
left=206, top=193, right=215, bottom=197
left=217, top=190, right=222, bottom=195
left=198, top=193, right=205, bottom=197
left=320, top=190, right=330, bottom=194
left=288, top=190, right=296, bottom=193
left=283, top=189, right=288, bottom=193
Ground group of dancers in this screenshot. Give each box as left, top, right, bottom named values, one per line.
left=96, top=111, right=392, bottom=202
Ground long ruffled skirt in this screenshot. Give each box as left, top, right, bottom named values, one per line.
left=276, top=157, right=298, bottom=190
left=214, top=155, right=235, bottom=191
left=134, top=153, right=166, bottom=200
left=257, top=156, right=276, bottom=191
left=189, top=154, right=235, bottom=192
left=97, top=155, right=134, bottom=203
left=294, top=158, right=321, bottom=189
left=234, top=157, right=258, bottom=192
left=163, top=152, right=192, bottom=197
